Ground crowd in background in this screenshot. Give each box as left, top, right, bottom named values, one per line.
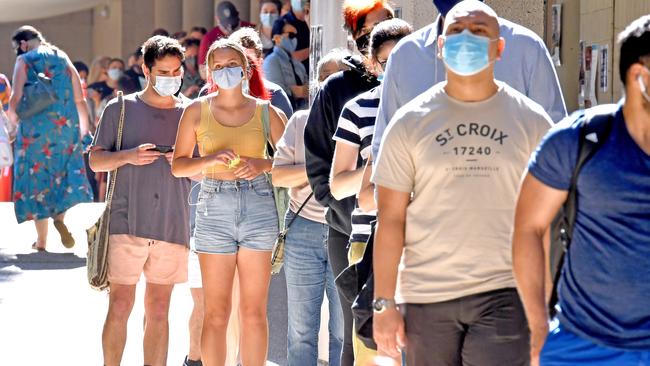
left=1, top=0, right=649, bottom=366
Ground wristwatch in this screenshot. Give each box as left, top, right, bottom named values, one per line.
left=372, top=297, right=397, bottom=313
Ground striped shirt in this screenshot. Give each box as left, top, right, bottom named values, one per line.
left=333, top=86, right=381, bottom=244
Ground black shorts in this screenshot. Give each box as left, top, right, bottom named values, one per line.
left=403, top=288, right=529, bottom=366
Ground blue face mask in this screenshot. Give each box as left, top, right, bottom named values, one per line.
left=291, top=0, right=303, bottom=12
left=260, top=13, right=279, bottom=28
left=212, top=66, right=244, bottom=90
left=442, top=29, right=495, bottom=76
left=280, top=36, right=298, bottom=53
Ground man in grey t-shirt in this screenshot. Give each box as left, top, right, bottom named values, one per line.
left=89, top=36, right=190, bottom=366
left=371, top=2, right=551, bottom=365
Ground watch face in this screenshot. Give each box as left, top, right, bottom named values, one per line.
left=373, top=299, right=384, bottom=312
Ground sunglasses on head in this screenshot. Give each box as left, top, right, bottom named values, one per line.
left=355, top=33, right=370, bottom=53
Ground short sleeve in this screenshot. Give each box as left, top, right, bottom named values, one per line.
left=333, top=105, right=361, bottom=147
left=527, top=117, right=581, bottom=191
left=273, top=114, right=299, bottom=167
left=91, top=98, right=119, bottom=151
left=371, top=121, right=415, bottom=193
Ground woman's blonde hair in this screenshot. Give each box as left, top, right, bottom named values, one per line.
left=206, top=39, right=250, bottom=72
left=87, top=56, right=111, bottom=84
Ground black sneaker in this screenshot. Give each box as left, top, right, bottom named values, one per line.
left=183, top=356, right=203, bottom=366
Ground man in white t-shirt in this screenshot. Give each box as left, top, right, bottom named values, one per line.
left=370, top=1, right=552, bottom=365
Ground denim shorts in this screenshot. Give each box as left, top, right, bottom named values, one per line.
left=194, top=175, right=279, bottom=254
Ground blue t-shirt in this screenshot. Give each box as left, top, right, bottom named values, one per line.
left=528, top=106, right=650, bottom=350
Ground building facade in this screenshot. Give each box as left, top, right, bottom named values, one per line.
left=0, top=0, right=648, bottom=114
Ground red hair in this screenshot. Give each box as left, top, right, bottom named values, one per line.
left=342, top=0, right=393, bottom=36
left=205, top=50, right=270, bottom=100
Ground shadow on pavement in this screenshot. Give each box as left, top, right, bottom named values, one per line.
left=1, top=251, right=86, bottom=272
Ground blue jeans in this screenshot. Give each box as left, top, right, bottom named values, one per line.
left=541, top=319, right=650, bottom=365
left=284, top=210, right=343, bottom=366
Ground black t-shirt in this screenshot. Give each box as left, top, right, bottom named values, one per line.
left=282, top=10, right=310, bottom=71
left=88, top=81, right=114, bottom=100
left=124, top=68, right=144, bottom=92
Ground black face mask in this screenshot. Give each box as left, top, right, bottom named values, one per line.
left=355, top=33, right=370, bottom=55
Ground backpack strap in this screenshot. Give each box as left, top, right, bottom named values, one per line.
left=548, top=104, right=617, bottom=316
left=564, top=104, right=617, bottom=244
left=260, top=100, right=275, bottom=158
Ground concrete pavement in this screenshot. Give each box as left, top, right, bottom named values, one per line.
left=0, top=202, right=290, bottom=365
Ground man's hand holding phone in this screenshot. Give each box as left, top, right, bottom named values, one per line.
left=148, top=145, right=175, bottom=164
left=127, top=143, right=161, bottom=166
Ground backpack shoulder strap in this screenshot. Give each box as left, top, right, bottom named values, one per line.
left=564, top=104, right=617, bottom=237
left=260, top=100, right=274, bottom=158
left=549, top=104, right=617, bottom=316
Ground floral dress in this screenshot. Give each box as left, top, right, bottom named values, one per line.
left=13, top=46, right=92, bottom=223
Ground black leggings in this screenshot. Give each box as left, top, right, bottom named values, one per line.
left=328, top=227, right=354, bottom=366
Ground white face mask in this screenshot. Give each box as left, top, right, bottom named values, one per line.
left=152, top=75, right=182, bottom=97
left=107, top=68, right=123, bottom=81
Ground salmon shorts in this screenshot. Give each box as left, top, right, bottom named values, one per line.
left=107, top=234, right=189, bottom=285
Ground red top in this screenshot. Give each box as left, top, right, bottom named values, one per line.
left=198, top=21, right=256, bottom=66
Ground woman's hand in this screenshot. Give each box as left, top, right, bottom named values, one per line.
left=206, top=149, right=238, bottom=167
left=233, top=157, right=271, bottom=180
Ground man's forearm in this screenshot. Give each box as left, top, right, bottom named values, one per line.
left=271, top=164, right=308, bottom=188
left=373, top=217, right=405, bottom=300
left=89, top=149, right=131, bottom=172
left=513, top=229, right=548, bottom=327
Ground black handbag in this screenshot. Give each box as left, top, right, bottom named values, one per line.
left=16, top=50, right=59, bottom=120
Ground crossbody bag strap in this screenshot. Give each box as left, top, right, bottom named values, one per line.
left=285, top=192, right=314, bottom=231
left=22, top=54, right=40, bottom=80
left=284, top=49, right=304, bottom=86
left=105, top=91, right=126, bottom=209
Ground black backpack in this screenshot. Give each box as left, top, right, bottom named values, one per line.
left=548, top=104, right=618, bottom=317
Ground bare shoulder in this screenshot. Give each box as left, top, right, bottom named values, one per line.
left=181, top=98, right=204, bottom=126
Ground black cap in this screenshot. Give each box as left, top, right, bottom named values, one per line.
left=271, top=18, right=288, bottom=38
left=433, top=0, right=484, bottom=17
left=216, top=1, right=240, bottom=29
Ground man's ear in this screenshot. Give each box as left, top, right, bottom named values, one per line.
left=142, top=63, right=150, bottom=78
left=628, top=63, right=647, bottom=87
left=437, top=35, right=445, bottom=59
left=496, top=37, right=506, bottom=60
left=272, top=34, right=282, bottom=45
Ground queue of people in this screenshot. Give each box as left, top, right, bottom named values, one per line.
left=2, top=0, right=648, bottom=365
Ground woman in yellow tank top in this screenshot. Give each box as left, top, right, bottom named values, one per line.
left=172, top=39, right=285, bottom=366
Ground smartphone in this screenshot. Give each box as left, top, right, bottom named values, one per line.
left=150, top=145, right=174, bottom=153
